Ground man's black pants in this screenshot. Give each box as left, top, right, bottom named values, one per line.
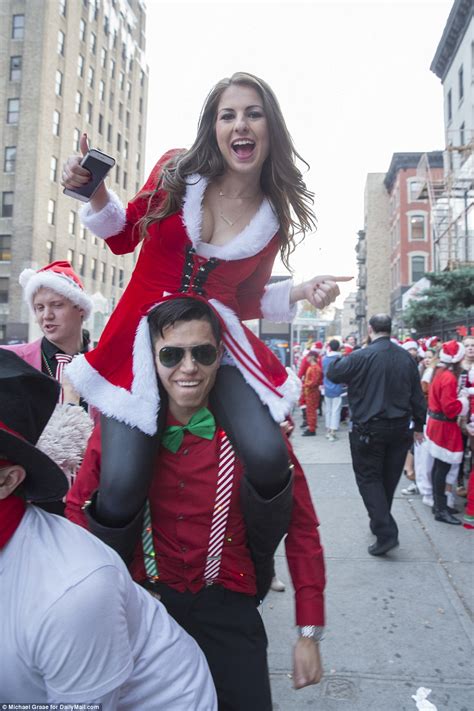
left=350, top=419, right=413, bottom=542
left=154, top=583, right=272, bottom=711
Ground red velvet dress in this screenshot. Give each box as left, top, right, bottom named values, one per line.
left=67, top=153, right=300, bottom=434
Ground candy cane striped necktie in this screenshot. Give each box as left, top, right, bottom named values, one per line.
left=54, top=353, right=73, bottom=403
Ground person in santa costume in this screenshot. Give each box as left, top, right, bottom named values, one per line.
left=1, top=261, right=94, bottom=513
left=0, top=349, right=216, bottom=709
left=301, top=349, right=323, bottom=436
left=426, top=340, right=470, bottom=525
left=61, top=71, right=351, bottom=536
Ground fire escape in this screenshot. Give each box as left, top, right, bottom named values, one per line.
left=417, top=137, right=473, bottom=272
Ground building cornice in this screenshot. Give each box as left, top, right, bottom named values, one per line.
left=384, top=152, right=444, bottom=192
left=430, top=0, right=473, bottom=81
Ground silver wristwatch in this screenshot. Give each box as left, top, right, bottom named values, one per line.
left=299, top=625, right=325, bottom=642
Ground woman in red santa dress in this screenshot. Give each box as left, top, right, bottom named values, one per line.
left=61, top=72, right=350, bottom=531
left=426, top=340, right=470, bottom=525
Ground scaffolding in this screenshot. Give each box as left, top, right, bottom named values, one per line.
left=417, top=136, right=474, bottom=272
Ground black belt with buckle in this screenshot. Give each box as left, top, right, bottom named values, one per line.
left=428, top=409, right=457, bottom=423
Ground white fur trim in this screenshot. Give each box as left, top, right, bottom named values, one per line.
left=439, top=342, right=465, bottom=364
left=181, top=175, right=279, bottom=261
left=65, top=316, right=160, bottom=435
left=79, top=189, right=126, bottom=239
left=37, top=403, right=93, bottom=485
left=20, top=269, right=93, bottom=318
left=402, top=340, right=418, bottom=351
left=260, top=279, right=297, bottom=323
left=458, top=397, right=469, bottom=417
left=425, top=436, right=464, bottom=464
left=210, top=299, right=301, bottom=422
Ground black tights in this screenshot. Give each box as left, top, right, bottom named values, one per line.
left=432, top=458, right=451, bottom=513
left=96, top=366, right=290, bottom=527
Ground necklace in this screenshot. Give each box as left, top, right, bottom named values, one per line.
left=218, top=190, right=261, bottom=227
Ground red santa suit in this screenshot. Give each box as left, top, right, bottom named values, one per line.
left=66, top=152, right=301, bottom=435
left=426, top=367, right=469, bottom=464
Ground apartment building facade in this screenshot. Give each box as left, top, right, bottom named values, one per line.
left=0, top=0, right=148, bottom=343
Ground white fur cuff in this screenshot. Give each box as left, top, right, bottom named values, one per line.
left=79, top=189, right=126, bottom=239
left=260, top=279, right=297, bottom=323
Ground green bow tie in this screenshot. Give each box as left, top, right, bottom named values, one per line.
left=162, top=407, right=216, bottom=453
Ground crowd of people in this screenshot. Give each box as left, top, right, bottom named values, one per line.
left=295, top=331, right=474, bottom=529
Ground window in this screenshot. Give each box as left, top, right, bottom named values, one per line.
left=67, top=248, right=75, bottom=265
left=89, top=0, right=98, bottom=21
left=136, top=153, right=140, bottom=171
left=118, top=102, right=123, bottom=120
left=46, top=240, right=54, bottom=262
left=408, top=179, right=423, bottom=203
left=79, top=18, right=86, bottom=41
left=101, top=47, right=107, bottom=68
left=4, top=147, right=16, bottom=173
left=126, top=111, right=130, bottom=129
left=458, top=65, right=464, bottom=102
left=50, top=156, right=58, bottom=182
left=127, top=81, right=132, bottom=100
left=124, top=140, right=128, bottom=159
left=98, top=113, right=104, bottom=135
left=68, top=211, right=76, bottom=235
left=116, top=133, right=122, bottom=151
left=107, top=123, right=112, bottom=143
left=0, top=235, right=12, bottom=262
left=447, top=89, right=452, bottom=122
left=137, top=125, right=142, bottom=142
left=90, top=31, right=96, bottom=54
left=139, top=97, right=143, bottom=114
left=91, top=258, right=97, bottom=280
left=111, top=265, right=116, bottom=285
left=2, top=193, right=13, bottom=218
left=59, top=0, right=67, bottom=17
left=115, top=165, right=120, bottom=184
left=73, top=128, right=80, bottom=152
left=0, top=278, right=10, bottom=304
left=119, top=71, right=125, bottom=90
left=460, top=122, right=465, bottom=146
left=55, top=69, right=63, bottom=96
left=47, top=199, right=56, bottom=225
left=410, top=255, right=426, bottom=284
left=10, top=56, right=22, bottom=82
left=99, top=261, right=106, bottom=283
left=110, top=59, right=115, bottom=78
left=52, top=110, right=61, bottom=136
left=140, top=70, right=145, bottom=87
left=86, top=101, right=92, bottom=124
left=12, top=14, right=25, bottom=39
left=123, top=171, right=127, bottom=189
left=57, top=29, right=65, bottom=55
left=77, top=54, right=84, bottom=77
left=99, top=80, right=105, bottom=102
left=7, top=99, right=20, bottom=124
left=75, top=90, right=82, bottom=114
left=109, top=91, right=114, bottom=110
left=118, top=268, right=124, bottom=288
left=78, top=253, right=85, bottom=276
left=408, top=214, right=426, bottom=241
left=87, top=66, right=94, bottom=88
left=80, top=225, right=86, bottom=240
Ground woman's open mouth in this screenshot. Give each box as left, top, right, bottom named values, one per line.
left=231, top=139, right=256, bottom=160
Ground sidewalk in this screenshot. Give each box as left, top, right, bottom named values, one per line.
left=266, top=416, right=473, bottom=710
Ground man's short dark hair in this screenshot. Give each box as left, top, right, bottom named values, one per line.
left=369, top=314, right=392, bottom=335
left=328, top=339, right=340, bottom=352
left=148, top=298, right=222, bottom=344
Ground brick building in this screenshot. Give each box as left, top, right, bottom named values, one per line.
left=0, top=0, right=148, bottom=343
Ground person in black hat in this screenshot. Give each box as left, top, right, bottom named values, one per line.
left=0, top=349, right=216, bottom=709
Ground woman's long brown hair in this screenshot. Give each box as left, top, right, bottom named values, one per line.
left=138, top=72, right=317, bottom=270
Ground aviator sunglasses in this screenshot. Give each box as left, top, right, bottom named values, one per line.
left=158, top=344, right=219, bottom=368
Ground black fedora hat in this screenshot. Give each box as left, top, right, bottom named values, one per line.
left=0, top=350, right=68, bottom=502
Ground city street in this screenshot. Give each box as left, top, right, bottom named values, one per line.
left=266, top=414, right=473, bottom=710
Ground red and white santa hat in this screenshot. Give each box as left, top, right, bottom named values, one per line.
left=426, top=336, right=439, bottom=349
left=439, top=340, right=465, bottom=364
left=401, top=338, right=418, bottom=351
left=19, top=261, right=93, bottom=319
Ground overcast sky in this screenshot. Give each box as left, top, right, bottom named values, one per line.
left=144, top=0, right=454, bottom=305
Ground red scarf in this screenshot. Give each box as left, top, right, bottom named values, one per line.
left=0, top=495, right=26, bottom=548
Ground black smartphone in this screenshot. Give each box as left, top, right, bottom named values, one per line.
left=63, top=148, right=115, bottom=202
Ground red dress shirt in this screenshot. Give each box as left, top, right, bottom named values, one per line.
left=66, top=416, right=326, bottom=625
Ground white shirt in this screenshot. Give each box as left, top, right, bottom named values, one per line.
left=0, top=506, right=216, bottom=710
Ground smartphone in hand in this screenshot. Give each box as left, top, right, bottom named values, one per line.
left=63, top=148, right=115, bottom=202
